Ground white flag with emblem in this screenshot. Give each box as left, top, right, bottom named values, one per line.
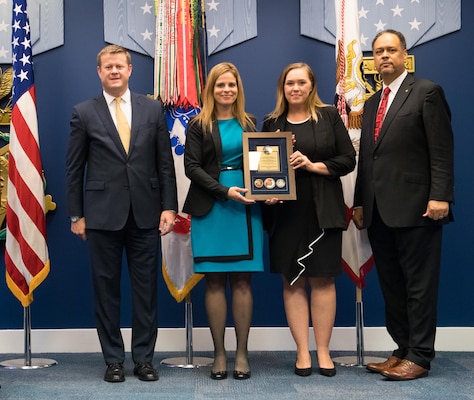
left=335, top=0, right=374, bottom=288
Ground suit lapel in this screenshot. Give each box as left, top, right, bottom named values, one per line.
left=276, top=116, right=287, bottom=132
left=95, top=94, right=129, bottom=157
left=211, top=120, right=223, bottom=168
left=376, top=74, right=414, bottom=146
left=130, top=92, right=141, bottom=155
left=366, top=94, right=379, bottom=134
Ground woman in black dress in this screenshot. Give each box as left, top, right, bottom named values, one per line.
left=262, top=63, right=355, bottom=377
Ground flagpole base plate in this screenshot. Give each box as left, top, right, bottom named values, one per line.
left=333, top=356, right=386, bottom=367
left=0, top=358, right=58, bottom=369
left=160, top=356, right=213, bottom=369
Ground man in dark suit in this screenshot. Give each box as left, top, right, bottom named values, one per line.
left=353, top=30, right=454, bottom=380
left=66, top=45, right=177, bottom=382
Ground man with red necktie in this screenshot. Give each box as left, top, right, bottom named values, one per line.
left=353, top=30, right=454, bottom=381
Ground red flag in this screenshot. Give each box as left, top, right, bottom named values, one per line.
left=176, top=0, right=199, bottom=108
left=154, top=0, right=205, bottom=107
left=335, top=0, right=374, bottom=288
left=5, top=0, right=50, bottom=307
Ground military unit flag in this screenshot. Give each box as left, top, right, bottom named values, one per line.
left=154, top=0, right=206, bottom=302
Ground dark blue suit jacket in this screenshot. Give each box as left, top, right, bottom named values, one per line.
left=66, top=92, right=177, bottom=230
left=354, top=74, right=454, bottom=228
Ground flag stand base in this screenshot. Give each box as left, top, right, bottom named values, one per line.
left=0, top=306, right=58, bottom=370
left=334, top=289, right=385, bottom=367
left=160, top=356, right=213, bottom=369
left=0, top=358, right=58, bottom=369
left=333, top=355, right=385, bottom=367
left=161, top=296, right=213, bottom=369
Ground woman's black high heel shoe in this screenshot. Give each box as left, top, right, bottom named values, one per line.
left=210, top=370, right=228, bottom=380
left=294, top=364, right=312, bottom=376
left=233, top=370, right=251, bottom=380
left=319, top=367, right=336, bottom=377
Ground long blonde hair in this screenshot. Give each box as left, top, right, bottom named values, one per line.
left=267, top=62, right=328, bottom=122
left=192, top=62, right=255, bottom=133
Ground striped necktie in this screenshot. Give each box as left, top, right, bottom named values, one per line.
left=374, top=87, right=390, bottom=142
left=115, top=97, right=130, bottom=153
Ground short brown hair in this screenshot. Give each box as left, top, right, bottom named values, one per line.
left=97, top=45, right=131, bottom=66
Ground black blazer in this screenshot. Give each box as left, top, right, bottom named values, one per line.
left=66, top=92, right=177, bottom=230
left=183, top=117, right=256, bottom=217
left=262, top=106, right=356, bottom=229
left=354, top=74, right=454, bottom=228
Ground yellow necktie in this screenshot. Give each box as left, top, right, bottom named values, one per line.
left=115, top=97, right=130, bottom=153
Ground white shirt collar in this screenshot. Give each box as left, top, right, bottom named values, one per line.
left=384, top=70, right=408, bottom=95
left=103, top=88, right=131, bottom=105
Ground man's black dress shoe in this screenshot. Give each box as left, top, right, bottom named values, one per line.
left=319, top=367, right=337, bottom=377
left=210, top=370, right=228, bottom=380
left=294, top=365, right=312, bottom=376
left=233, top=370, right=251, bottom=380
left=133, top=362, right=159, bottom=381
left=104, top=362, right=125, bottom=382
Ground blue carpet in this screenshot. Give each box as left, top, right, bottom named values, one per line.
left=0, top=351, right=473, bottom=399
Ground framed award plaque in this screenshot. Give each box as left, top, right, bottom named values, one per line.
left=242, top=131, right=296, bottom=200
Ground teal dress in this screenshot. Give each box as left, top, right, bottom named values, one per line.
left=191, top=118, right=264, bottom=273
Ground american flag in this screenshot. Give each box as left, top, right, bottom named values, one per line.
left=5, top=0, right=50, bottom=307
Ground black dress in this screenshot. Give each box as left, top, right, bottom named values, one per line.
left=265, top=118, right=343, bottom=284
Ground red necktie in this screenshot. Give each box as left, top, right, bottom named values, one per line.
left=374, top=87, right=390, bottom=141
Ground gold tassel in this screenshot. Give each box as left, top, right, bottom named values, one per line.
left=348, top=109, right=364, bottom=130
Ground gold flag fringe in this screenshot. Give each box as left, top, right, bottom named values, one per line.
left=348, top=109, right=363, bottom=130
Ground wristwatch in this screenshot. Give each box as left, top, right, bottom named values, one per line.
left=70, top=216, right=81, bottom=223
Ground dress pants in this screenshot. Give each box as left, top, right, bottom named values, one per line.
left=87, top=211, right=160, bottom=365
left=368, top=203, right=442, bottom=370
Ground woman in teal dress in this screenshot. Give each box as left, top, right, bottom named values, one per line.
left=183, top=62, right=264, bottom=380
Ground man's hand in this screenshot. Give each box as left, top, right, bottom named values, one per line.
left=423, top=200, right=449, bottom=220
left=71, top=218, right=87, bottom=240
left=159, top=210, right=176, bottom=236
left=352, top=208, right=364, bottom=230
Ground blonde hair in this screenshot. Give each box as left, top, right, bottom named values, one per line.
left=97, top=45, right=131, bottom=66
left=192, top=62, right=255, bottom=133
left=267, top=62, right=328, bottom=122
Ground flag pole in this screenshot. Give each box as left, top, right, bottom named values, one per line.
left=333, top=0, right=384, bottom=368
left=0, top=306, right=57, bottom=369
left=161, top=293, right=213, bottom=369
left=333, top=287, right=385, bottom=367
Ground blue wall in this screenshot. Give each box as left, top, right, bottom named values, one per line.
left=1, top=0, right=473, bottom=330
